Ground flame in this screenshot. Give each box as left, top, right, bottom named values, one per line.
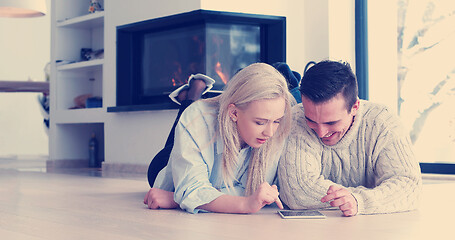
left=170, top=61, right=185, bottom=86
left=215, top=62, right=228, bottom=84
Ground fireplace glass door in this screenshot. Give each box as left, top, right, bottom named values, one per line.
left=140, top=23, right=260, bottom=98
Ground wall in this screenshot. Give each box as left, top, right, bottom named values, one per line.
left=103, top=0, right=353, bottom=167
left=368, top=1, right=398, bottom=113
left=0, top=0, right=51, bottom=158
left=328, top=0, right=355, bottom=68
left=104, top=0, right=203, bottom=166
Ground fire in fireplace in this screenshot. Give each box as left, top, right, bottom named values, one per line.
left=110, top=9, right=286, bottom=112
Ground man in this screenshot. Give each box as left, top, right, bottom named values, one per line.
left=278, top=60, right=422, bottom=216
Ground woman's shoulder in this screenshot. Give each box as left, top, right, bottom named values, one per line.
left=179, top=100, right=219, bottom=127
left=177, top=100, right=220, bottom=158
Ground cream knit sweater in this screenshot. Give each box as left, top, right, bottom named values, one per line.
left=278, top=100, right=422, bottom=215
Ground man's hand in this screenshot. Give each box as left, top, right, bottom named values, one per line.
left=144, top=188, right=179, bottom=209
left=321, top=185, right=358, bottom=217
left=245, top=182, right=283, bottom=213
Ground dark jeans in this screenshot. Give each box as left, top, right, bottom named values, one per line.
left=147, top=100, right=194, bottom=188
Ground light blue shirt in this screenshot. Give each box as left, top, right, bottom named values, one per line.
left=154, top=100, right=281, bottom=213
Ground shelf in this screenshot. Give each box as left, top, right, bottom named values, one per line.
left=57, top=11, right=105, bottom=28
left=107, top=103, right=179, bottom=112
left=53, top=108, right=106, bottom=124
left=57, top=59, right=104, bottom=72
left=0, top=81, right=49, bottom=93
left=51, top=0, right=106, bottom=163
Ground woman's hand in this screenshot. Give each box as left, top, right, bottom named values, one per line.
left=245, top=182, right=283, bottom=213
left=197, top=182, right=283, bottom=214
left=144, top=188, right=179, bottom=209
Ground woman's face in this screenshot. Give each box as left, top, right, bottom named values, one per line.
left=229, top=97, right=286, bottom=149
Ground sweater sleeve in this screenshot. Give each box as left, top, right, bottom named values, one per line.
left=349, top=119, right=422, bottom=215
left=278, top=130, right=337, bottom=210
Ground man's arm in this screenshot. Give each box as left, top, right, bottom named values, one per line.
left=278, top=134, right=361, bottom=216
left=348, top=130, right=422, bottom=215
left=321, top=185, right=358, bottom=216
left=278, top=133, right=335, bottom=210
left=278, top=118, right=422, bottom=215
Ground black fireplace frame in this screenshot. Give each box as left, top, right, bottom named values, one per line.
left=108, top=9, right=286, bottom=112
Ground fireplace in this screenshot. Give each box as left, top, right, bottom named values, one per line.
left=109, top=10, right=286, bottom=112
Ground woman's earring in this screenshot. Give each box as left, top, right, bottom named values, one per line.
left=228, top=105, right=237, bottom=122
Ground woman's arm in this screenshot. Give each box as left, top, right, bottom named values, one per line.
left=144, top=188, right=179, bottom=209
left=143, top=182, right=283, bottom=214
left=169, top=103, right=230, bottom=213
left=198, top=182, right=283, bottom=214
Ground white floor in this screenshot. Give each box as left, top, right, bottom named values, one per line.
left=2, top=157, right=455, bottom=240
left=0, top=157, right=151, bottom=240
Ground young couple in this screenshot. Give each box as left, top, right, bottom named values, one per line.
left=143, top=61, right=422, bottom=216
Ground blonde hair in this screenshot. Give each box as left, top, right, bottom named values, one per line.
left=205, top=63, right=294, bottom=195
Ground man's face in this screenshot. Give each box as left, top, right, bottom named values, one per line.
left=301, top=93, right=359, bottom=146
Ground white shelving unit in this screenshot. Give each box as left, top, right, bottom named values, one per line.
left=57, top=58, right=104, bottom=71
left=50, top=0, right=105, bottom=165
left=57, top=11, right=105, bottom=28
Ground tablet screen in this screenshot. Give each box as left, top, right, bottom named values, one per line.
left=278, top=210, right=326, bottom=219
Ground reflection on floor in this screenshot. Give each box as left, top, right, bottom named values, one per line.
left=0, top=155, right=47, bottom=172
left=0, top=155, right=145, bottom=180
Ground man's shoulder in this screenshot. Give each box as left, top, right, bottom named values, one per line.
left=291, top=104, right=308, bottom=129
left=289, top=105, right=318, bottom=143
left=291, top=104, right=305, bottom=119
left=360, top=100, right=396, bottom=120
left=359, top=100, right=405, bottom=133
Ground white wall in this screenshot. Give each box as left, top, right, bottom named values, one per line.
left=368, top=1, right=398, bottom=113
left=104, top=0, right=203, bottom=165
left=328, top=0, right=355, bottom=68
left=0, top=0, right=51, bottom=157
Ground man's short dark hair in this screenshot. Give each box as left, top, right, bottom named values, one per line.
left=299, top=60, right=358, bottom=111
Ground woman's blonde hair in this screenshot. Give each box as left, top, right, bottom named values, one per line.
left=205, top=62, right=294, bottom=195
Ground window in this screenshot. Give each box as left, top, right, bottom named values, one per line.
left=397, top=0, right=455, bottom=173
left=366, top=0, right=455, bottom=174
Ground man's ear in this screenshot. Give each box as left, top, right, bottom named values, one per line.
left=350, top=99, right=360, bottom=115
left=228, top=103, right=238, bottom=122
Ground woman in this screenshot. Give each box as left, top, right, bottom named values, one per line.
left=144, top=63, right=294, bottom=214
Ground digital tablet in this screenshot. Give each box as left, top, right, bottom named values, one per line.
left=277, top=210, right=326, bottom=219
